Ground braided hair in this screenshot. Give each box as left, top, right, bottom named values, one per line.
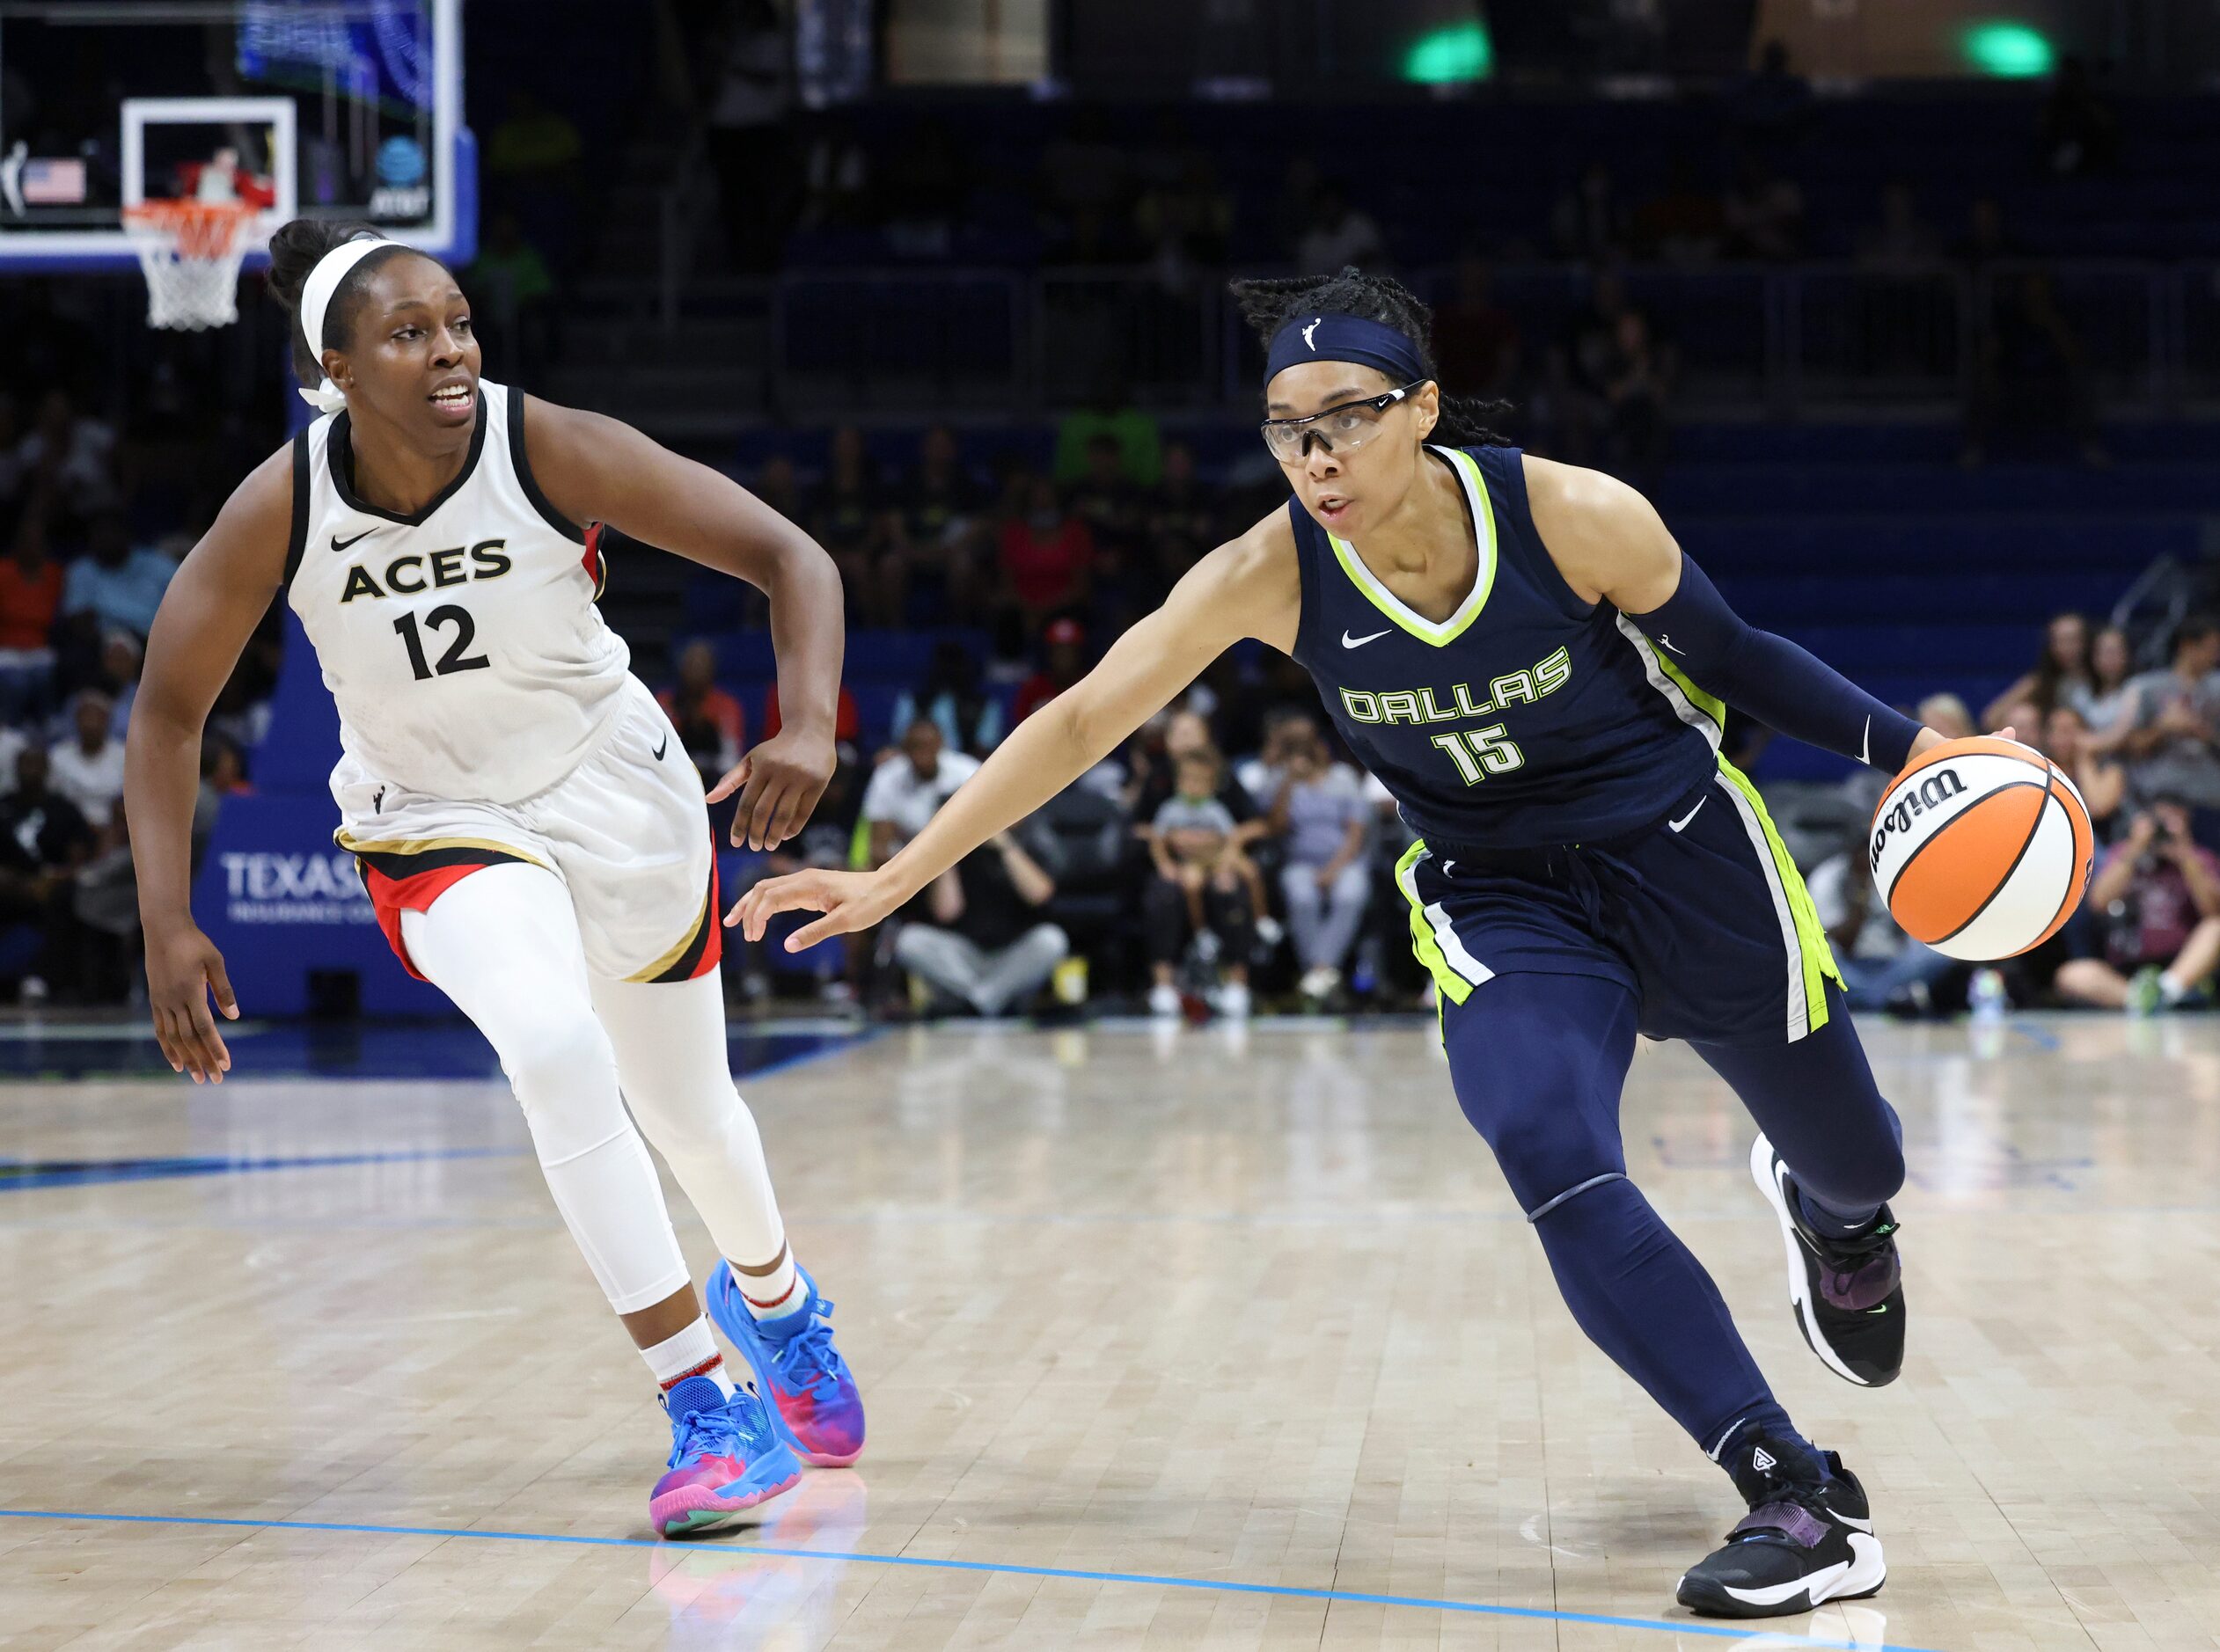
left=1230, top=267, right=1513, bottom=448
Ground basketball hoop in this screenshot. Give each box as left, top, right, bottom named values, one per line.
left=121, top=200, right=257, bottom=330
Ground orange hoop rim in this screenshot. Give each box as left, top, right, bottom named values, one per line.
left=122, top=199, right=258, bottom=260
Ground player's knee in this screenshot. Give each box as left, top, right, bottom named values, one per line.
left=501, top=1015, right=621, bottom=1145
left=1468, top=1105, right=1620, bottom=1217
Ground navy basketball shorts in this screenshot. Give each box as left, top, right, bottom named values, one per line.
left=1396, top=758, right=1843, bottom=1047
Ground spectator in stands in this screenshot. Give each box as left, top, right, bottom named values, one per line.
left=1145, top=748, right=1254, bottom=1020
left=0, top=498, right=61, bottom=718
left=1135, top=150, right=1233, bottom=289
left=1550, top=161, right=1627, bottom=262
left=1544, top=268, right=1635, bottom=464
left=1266, top=719, right=1371, bottom=1005
left=1601, top=309, right=1672, bottom=476
left=1807, top=822, right=1955, bottom=1016
left=1856, top=181, right=1951, bottom=379
left=704, top=5, right=795, bottom=271
left=893, top=826, right=1068, bottom=1018
left=1984, top=610, right=2092, bottom=730
left=486, top=87, right=583, bottom=186
left=861, top=716, right=981, bottom=866
left=2043, top=703, right=2124, bottom=839
left=1143, top=440, right=1219, bottom=596
left=1635, top=156, right=1725, bottom=266
left=0, top=393, right=20, bottom=515
left=764, top=677, right=861, bottom=748
left=1066, top=433, right=1146, bottom=627
left=2079, top=624, right=2136, bottom=735
left=1918, top=692, right=1976, bottom=742
left=1965, top=267, right=2106, bottom=467
left=2112, top=617, right=2220, bottom=814
left=2040, top=55, right=2119, bottom=178
left=658, top=640, right=746, bottom=789
left=63, top=510, right=174, bottom=641
left=1733, top=39, right=1813, bottom=148
left=1723, top=153, right=1805, bottom=261
left=755, top=452, right=803, bottom=523
left=1432, top=251, right=1523, bottom=403
left=1293, top=180, right=1384, bottom=274
left=1857, top=181, right=1942, bottom=275
left=467, top=211, right=556, bottom=384
left=890, top=425, right=986, bottom=620
left=99, top=632, right=142, bottom=738
left=1015, top=618, right=1089, bottom=725
left=891, top=639, right=1003, bottom=757
left=1129, top=708, right=1272, bottom=928
left=48, top=690, right=124, bottom=832
left=998, top=475, right=1094, bottom=638
left=1037, top=106, right=1132, bottom=265
left=1236, top=706, right=1312, bottom=808
left=1053, top=379, right=1161, bottom=487
left=2057, top=799, right=2220, bottom=1013
left=13, top=390, right=114, bottom=525
left=812, top=425, right=902, bottom=627
left=0, top=744, right=95, bottom=1003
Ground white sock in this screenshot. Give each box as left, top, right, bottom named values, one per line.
left=732, top=1239, right=805, bottom=1321
left=2161, top=973, right=2191, bottom=1005
left=642, top=1316, right=738, bottom=1399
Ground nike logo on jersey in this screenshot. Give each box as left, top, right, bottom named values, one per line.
left=1668, top=797, right=1707, bottom=833
left=332, top=529, right=377, bottom=552
left=652, top=733, right=670, bottom=764
left=1342, top=627, right=1392, bottom=649
left=1440, top=859, right=1456, bottom=876
left=1860, top=714, right=1872, bottom=766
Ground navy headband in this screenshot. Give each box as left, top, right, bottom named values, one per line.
left=1264, top=312, right=1427, bottom=391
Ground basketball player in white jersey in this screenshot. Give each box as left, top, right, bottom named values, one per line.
left=123, top=220, right=866, bottom=1538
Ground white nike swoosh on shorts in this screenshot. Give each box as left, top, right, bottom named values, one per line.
left=1668, top=797, right=1707, bottom=832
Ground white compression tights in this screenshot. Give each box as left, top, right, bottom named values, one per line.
left=399, top=863, right=788, bottom=1314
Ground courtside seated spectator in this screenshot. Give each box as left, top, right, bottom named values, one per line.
left=2042, top=704, right=2123, bottom=840
left=2058, top=798, right=2220, bottom=1014
left=0, top=745, right=95, bottom=1003
left=1807, top=824, right=1955, bottom=1015
left=48, top=691, right=124, bottom=831
left=2110, top=616, right=2220, bottom=813
left=998, top=472, right=1094, bottom=633
left=1266, top=718, right=1371, bottom=1005
left=64, top=511, right=175, bottom=640
left=893, top=825, right=1068, bottom=1017
left=14, top=391, right=115, bottom=523
left=861, top=717, right=980, bottom=866
left=1144, top=748, right=1254, bottom=1020
left=658, top=640, right=746, bottom=787
left=1983, top=610, right=2091, bottom=730
left=890, top=640, right=1003, bottom=757
left=1014, top=618, right=1088, bottom=724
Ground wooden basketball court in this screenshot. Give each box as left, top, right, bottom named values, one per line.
left=2, top=1013, right=2214, bottom=1648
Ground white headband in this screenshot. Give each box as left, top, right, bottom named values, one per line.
left=296, top=233, right=391, bottom=415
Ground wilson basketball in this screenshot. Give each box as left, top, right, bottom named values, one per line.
left=1869, top=735, right=2094, bottom=961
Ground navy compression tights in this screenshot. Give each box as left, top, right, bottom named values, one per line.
left=1441, top=971, right=1905, bottom=1456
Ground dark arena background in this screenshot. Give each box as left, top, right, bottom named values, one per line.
left=1, top=3, right=2217, bottom=1646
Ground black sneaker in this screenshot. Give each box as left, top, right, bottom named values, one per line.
left=1750, top=1133, right=1905, bottom=1386
left=1677, top=1436, right=1887, bottom=1618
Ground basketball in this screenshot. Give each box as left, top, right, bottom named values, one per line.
left=1870, top=735, right=2094, bottom=961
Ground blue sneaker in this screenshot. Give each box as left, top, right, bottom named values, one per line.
left=648, top=1374, right=802, bottom=1537
left=707, top=1262, right=866, bottom=1466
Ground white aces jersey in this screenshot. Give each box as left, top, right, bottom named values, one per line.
left=284, top=380, right=632, bottom=804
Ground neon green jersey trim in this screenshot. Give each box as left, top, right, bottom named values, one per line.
left=1654, top=651, right=1726, bottom=737
left=1326, top=446, right=1498, bottom=648
left=1716, top=756, right=1843, bottom=1033
left=1395, top=839, right=1476, bottom=1006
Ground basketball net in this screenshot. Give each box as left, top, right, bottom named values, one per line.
left=121, top=200, right=257, bottom=330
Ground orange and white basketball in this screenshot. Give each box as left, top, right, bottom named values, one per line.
left=1869, top=735, right=2093, bottom=961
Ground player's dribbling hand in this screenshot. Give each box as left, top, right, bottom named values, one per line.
left=726, top=867, right=904, bottom=950
left=145, top=925, right=238, bottom=1085
left=710, top=727, right=839, bottom=851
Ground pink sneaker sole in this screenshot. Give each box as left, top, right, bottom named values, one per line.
left=649, top=1467, right=802, bottom=1537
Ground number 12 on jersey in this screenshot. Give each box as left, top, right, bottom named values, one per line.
left=1432, top=723, right=1525, bottom=786
left=394, top=605, right=491, bottom=680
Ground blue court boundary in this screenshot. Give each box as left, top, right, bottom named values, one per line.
left=0, top=1509, right=1939, bottom=1650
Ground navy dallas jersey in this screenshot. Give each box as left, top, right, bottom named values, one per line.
left=1288, top=443, right=1718, bottom=851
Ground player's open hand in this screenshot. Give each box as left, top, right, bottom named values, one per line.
left=710, top=727, right=838, bottom=851
left=145, top=924, right=239, bottom=1084
left=726, top=866, right=905, bottom=950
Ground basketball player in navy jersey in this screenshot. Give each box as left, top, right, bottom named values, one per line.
left=734, top=270, right=1967, bottom=1617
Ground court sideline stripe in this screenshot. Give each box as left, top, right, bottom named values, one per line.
left=0, top=1509, right=1943, bottom=1650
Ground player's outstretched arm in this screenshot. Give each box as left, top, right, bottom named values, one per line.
left=522, top=395, right=846, bottom=850
left=124, top=447, right=295, bottom=1083
left=731, top=511, right=1301, bottom=950
left=1522, top=455, right=1942, bottom=772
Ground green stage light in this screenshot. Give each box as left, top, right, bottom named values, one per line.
left=1963, top=21, right=2055, bottom=77
left=1404, top=20, right=1492, bottom=84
